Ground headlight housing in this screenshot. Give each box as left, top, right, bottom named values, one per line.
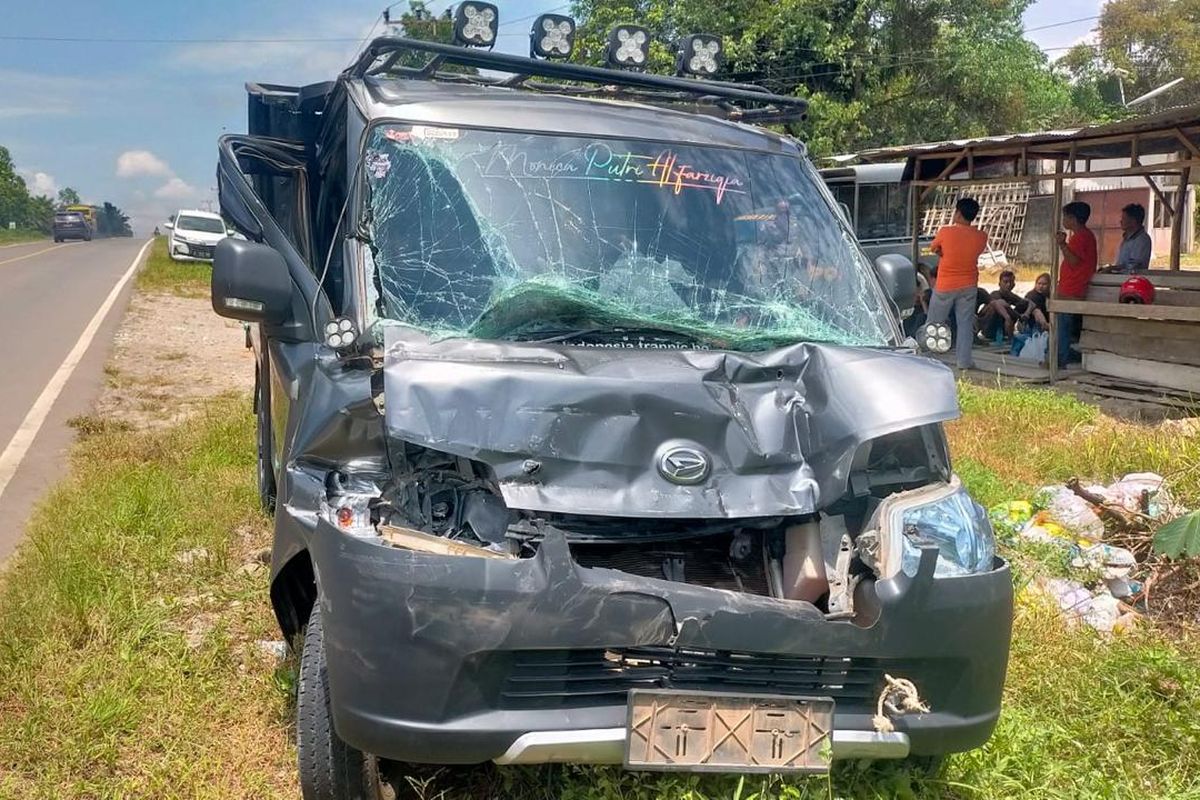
left=873, top=477, right=995, bottom=578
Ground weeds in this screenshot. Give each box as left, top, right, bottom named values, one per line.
left=0, top=229, right=45, bottom=246
left=136, top=237, right=211, bottom=299
left=0, top=398, right=292, bottom=799
left=950, top=382, right=1200, bottom=502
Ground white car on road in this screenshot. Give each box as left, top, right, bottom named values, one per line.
left=164, top=209, right=229, bottom=262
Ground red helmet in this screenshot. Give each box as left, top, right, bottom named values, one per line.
left=1119, top=275, right=1155, bottom=305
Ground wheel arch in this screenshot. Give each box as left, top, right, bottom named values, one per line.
left=271, top=549, right=317, bottom=643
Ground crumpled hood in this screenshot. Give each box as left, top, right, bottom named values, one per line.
left=382, top=330, right=959, bottom=518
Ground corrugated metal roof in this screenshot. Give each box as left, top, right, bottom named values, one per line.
left=845, top=103, right=1200, bottom=164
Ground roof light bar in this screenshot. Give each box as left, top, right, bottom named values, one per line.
left=530, top=14, right=575, bottom=59
left=676, top=34, right=723, bottom=77
left=453, top=2, right=498, bottom=48
left=606, top=25, right=650, bottom=70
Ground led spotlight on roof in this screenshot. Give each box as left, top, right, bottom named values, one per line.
left=676, top=34, right=723, bottom=77
left=920, top=322, right=953, bottom=354
left=453, top=2, right=498, bottom=48
left=605, top=25, right=650, bottom=70
left=323, top=317, right=359, bottom=350
left=530, top=13, right=575, bottom=59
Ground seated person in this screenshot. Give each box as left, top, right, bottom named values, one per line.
left=1098, top=203, right=1152, bottom=273
left=978, top=269, right=1028, bottom=340
left=1019, top=272, right=1051, bottom=332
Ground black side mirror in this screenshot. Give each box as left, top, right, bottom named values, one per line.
left=211, top=238, right=293, bottom=324
left=873, top=253, right=916, bottom=317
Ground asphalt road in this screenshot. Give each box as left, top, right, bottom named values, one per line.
left=0, top=237, right=150, bottom=562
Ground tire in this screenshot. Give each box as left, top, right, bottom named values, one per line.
left=298, top=606, right=391, bottom=800
left=254, top=362, right=277, bottom=514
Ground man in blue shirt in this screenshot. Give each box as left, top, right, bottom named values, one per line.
left=1100, top=203, right=1152, bottom=273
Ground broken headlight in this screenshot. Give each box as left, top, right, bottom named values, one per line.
left=872, top=477, right=995, bottom=578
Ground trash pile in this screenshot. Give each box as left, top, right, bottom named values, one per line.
left=990, top=473, right=1194, bottom=633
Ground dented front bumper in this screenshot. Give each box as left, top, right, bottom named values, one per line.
left=310, top=519, right=1012, bottom=765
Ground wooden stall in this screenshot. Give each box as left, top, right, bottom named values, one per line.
left=849, top=105, right=1200, bottom=401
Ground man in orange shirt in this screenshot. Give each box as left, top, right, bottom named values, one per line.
left=1054, top=201, right=1097, bottom=366
left=927, top=198, right=988, bottom=370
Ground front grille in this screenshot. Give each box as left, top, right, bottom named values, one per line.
left=500, top=647, right=910, bottom=710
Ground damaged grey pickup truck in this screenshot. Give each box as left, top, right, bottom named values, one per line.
left=211, top=27, right=1011, bottom=799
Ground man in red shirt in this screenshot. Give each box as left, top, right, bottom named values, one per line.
left=1055, top=201, right=1097, bottom=366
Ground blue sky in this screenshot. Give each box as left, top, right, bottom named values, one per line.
left=0, top=0, right=1100, bottom=233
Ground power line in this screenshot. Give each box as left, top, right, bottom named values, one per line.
left=1024, top=14, right=1101, bottom=34
left=497, top=4, right=570, bottom=28
left=348, top=11, right=385, bottom=65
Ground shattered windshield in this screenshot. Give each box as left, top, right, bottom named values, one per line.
left=361, top=124, right=893, bottom=350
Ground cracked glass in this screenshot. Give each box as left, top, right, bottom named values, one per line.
left=361, top=123, right=894, bottom=350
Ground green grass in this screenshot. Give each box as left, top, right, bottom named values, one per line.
left=0, top=228, right=46, bottom=246
left=2, top=382, right=1200, bottom=798
left=136, top=236, right=212, bottom=298
left=950, top=382, right=1200, bottom=505
left=0, top=396, right=294, bottom=799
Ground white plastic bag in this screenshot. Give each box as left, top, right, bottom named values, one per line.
left=1017, top=330, right=1048, bottom=364
left=1040, top=486, right=1105, bottom=542
left=1103, top=472, right=1175, bottom=519
left=1039, top=579, right=1125, bottom=633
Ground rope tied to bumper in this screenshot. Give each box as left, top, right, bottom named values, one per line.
left=872, top=673, right=930, bottom=733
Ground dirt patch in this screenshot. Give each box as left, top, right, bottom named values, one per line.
left=94, top=292, right=255, bottom=430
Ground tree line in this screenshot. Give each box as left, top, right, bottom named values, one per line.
left=403, top=0, right=1200, bottom=159
left=0, top=145, right=132, bottom=237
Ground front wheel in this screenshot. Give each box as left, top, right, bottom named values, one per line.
left=298, top=606, right=392, bottom=800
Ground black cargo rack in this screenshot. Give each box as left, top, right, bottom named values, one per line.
left=345, top=37, right=807, bottom=125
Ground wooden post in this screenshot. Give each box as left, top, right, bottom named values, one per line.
left=1049, top=160, right=1064, bottom=382
left=910, top=166, right=922, bottom=269
left=1170, top=166, right=1191, bottom=271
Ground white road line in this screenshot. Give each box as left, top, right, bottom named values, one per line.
left=0, top=240, right=49, bottom=250
left=0, top=239, right=153, bottom=504
left=0, top=243, right=70, bottom=266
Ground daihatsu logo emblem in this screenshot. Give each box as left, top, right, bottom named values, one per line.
left=658, top=446, right=711, bottom=485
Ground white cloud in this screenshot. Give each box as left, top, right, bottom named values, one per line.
left=18, top=169, right=58, bottom=197
left=116, top=149, right=174, bottom=179
left=153, top=176, right=199, bottom=200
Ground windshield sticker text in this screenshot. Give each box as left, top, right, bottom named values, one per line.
left=477, top=143, right=746, bottom=204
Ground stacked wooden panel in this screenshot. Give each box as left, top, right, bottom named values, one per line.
left=922, top=183, right=1031, bottom=259
left=1077, top=271, right=1200, bottom=396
